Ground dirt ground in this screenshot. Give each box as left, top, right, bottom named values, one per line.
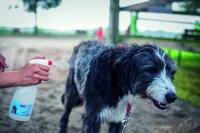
left=0, top=36, right=200, bottom=133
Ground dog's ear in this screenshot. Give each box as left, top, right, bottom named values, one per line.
left=112, top=47, right=144, bottom=92
left=85, top=49, right=114, bottom=97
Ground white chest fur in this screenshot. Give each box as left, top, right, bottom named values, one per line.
left=98, top=94, right=134, bottom=123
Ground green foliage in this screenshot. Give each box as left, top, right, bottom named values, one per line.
left=22, top=0, right=62, bottom=13
left=195, top=21, right=200, bottom=31
left=163, top=48, right=200, bottom=68
left=21, top=0, right=62, bottom=34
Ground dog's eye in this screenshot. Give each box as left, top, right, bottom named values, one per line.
left=170, top=70, right=176, bottom=80
left=170, top=70, right=176, bottom=76
left=147, top=67, right=158, bottom=74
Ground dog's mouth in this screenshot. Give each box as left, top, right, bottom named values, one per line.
left=151, top=99, right=167, bottom=110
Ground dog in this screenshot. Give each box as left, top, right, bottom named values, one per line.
left=59, top=41, right=177, bottom=133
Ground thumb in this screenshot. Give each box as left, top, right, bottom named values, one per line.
left=31, top=56, right=45, bottom=60
left=4, top=64, right=9, bottom=68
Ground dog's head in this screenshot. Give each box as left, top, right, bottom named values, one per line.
left=115, top=44, right=177, bottom=110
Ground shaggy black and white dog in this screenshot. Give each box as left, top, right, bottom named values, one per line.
left=59, top=41, right=177, bottom=133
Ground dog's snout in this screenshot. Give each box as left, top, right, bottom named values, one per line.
left=165, top=93, right=177, bottom=103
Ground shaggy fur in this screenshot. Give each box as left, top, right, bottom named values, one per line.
left=59, top=41, right=177, bottom=133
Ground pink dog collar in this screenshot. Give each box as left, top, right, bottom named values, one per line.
left=122, top=103, right=132, bottom=128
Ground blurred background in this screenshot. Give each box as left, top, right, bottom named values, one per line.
left=0, top=0, right=200, bottom=133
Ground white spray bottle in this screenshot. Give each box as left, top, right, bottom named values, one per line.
left=8, top=59, right=53, bottom=121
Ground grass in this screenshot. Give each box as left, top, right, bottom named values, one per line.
left=174, top=68, right=200, bottom=107
left=0, top=27, right=95, bottom=38
left=163, top=48, right=200, bottom=68
left=163, top=48, right=200, bottom=107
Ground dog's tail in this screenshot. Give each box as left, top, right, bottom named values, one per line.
left=61, top=94, right=65, bottom=104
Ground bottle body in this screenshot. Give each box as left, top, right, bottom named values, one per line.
left=8, top=86, right=37, bottom=121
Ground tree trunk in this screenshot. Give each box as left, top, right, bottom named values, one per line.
left=34, top=9, right=38, bottom=35
left=108, top=0, right=119, bottom=45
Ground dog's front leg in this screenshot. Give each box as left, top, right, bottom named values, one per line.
left=81, top=114, right=101, bottom=133
left=108, top=122, right=123, bottom=133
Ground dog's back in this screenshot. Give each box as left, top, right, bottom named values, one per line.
left=70, top=41, right=112, bottom=96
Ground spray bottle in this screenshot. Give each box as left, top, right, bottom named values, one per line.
left=8, top=59, right=53, bottom=121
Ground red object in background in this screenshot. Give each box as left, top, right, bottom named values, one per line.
left=96, top=27, right=104, bottom=42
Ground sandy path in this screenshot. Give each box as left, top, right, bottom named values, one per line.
left=0, top=36, right=200, bottom=133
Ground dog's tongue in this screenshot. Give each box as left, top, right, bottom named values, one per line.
left=152, top=99, right=167, bottom=110
left=151, top=99, right=159, bottom=105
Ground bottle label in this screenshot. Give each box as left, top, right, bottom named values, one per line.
left=10, top=101, right=32, bottom=117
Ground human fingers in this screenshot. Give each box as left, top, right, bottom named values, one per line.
left=37, top=69, right=49, bottom=77
left=0, top=57, right=9, bottom=72
left=0, top=55, right=9, bottom=68
left=31, top=56, right=45, bottom=60
left=33, top=74, right=49, bottom=81
left=38, top=65, right=50, bottom=72
left=0, top=65, right=4, bottom=72
left=0, top=54, right=6, bottom=61
left=4, top=64, right=9, bottom=68
left=32, top=79, right=41, bottom=85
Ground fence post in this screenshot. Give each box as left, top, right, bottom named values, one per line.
left=108, top=0, right=119, bottom=45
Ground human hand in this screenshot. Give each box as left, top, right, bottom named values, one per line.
left=0, top=54, right=9, bottom=73
left=16, top=56, right=50, bottom=86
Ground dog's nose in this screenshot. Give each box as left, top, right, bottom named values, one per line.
left=165, top=93, right=177, bottom=103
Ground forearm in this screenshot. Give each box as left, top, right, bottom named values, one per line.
left=0, top=72, right=20, bottom=89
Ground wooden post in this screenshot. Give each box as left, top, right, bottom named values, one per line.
left=109, top=0, right=119, bottom=45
